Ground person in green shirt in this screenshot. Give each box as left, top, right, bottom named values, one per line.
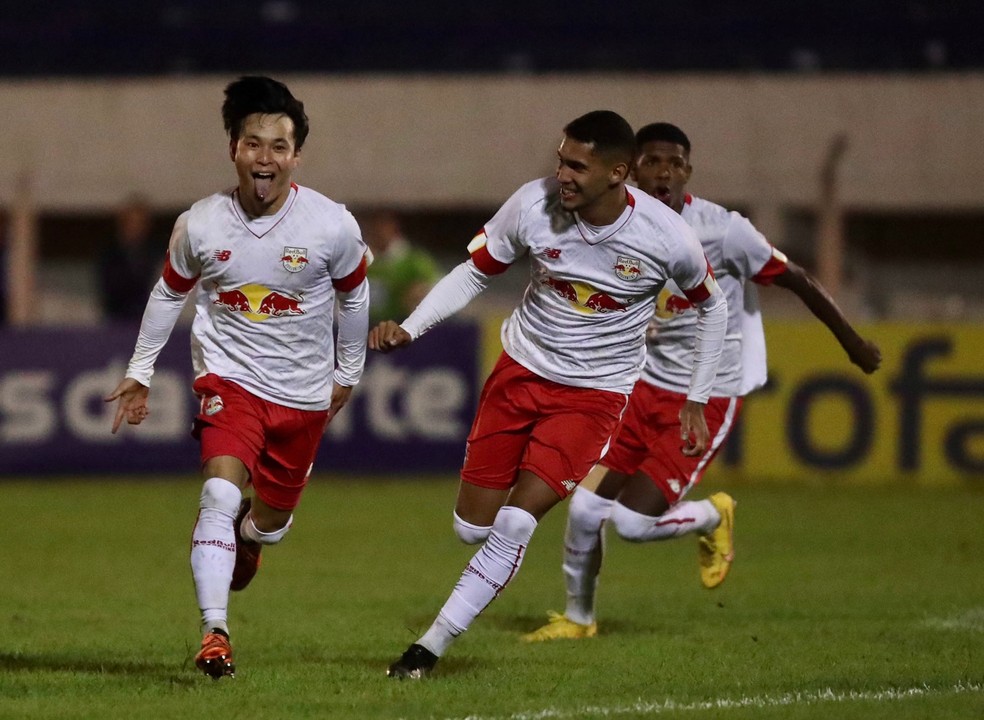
left=363, top=210, right=441, bottom=324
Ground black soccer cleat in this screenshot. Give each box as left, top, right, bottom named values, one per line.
left=386, top=643, right=438, bottom=679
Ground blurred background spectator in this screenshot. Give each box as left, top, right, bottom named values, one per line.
left=361, top=209, right=441, bottom=324
left=96, top=195, right=162, bottom=322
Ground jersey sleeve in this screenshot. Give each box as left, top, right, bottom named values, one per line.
left=723, top=213, right=788, bottom=286
left=330, top=210, right=370, bottom=291
left=668, top=222, right=717, bottom=301
left=467, top=184, right=531, bottom=274
left=161, top=211, right=200, bottom=293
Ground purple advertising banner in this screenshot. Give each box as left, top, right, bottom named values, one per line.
left=0, top=323, right=479, bottom=476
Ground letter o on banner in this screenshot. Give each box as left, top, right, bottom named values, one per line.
left=788, top=376, right=874, bottom=469
left=945, top=421, right=984, bottom=473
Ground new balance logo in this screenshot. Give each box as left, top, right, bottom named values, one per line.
left=561, top=479, right=577, bottom=493
left=543, top=248, right=562, bottom=259
left=213, top=250, right=232, bottom=261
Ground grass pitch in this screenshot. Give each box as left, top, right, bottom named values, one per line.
left=0, top=475, right=982, bottom=719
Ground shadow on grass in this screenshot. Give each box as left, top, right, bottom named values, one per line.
left=0, top=651, right=196, bottom=685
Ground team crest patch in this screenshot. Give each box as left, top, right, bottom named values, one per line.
left=614, top=256, right=642, bottom=281
left=204, top=395, right=224, bottom=416
left=281, top=246, right=309, bottom=273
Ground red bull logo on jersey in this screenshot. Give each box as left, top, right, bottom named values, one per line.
left=614, top=255, right=642, bottom=281
left=542, top=276, right=628, bottom=314
left=214, top=283, right=305, bottom=322
left=281, top=246, right=309, bottom=273
left=655, top=287, right=693, bottom=319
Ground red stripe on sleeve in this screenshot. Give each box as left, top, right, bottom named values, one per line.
left=332, top=255, right=368, bottom=292
left=682, top=261, right=715, bottom=303
left=751, top=252, right=789, bottom=286
left=162, top=251, right=198, bottom=293
left=470, top=243, right=511, bottom=276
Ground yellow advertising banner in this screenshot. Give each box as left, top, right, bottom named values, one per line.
left=481, top=318, right=984, bottom=484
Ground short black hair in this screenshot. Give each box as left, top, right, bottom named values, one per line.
left=222, top=76, right=310, bottom=150
left=635, top=122, right=691, bottom=154
left=563, top=110, right=636, bottom=165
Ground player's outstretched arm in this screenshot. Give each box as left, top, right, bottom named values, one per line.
left=368, top=321, right=413, bottom=353
left=104, top=378, right=150, bottom=434
left=772, top=261, right=882, bottom=374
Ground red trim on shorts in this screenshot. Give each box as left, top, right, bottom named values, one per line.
left=162, top=251, right=198, bottom=293
left=332, top=255, right=368, bottom=291
left=470, top=242, right=511, bottom=275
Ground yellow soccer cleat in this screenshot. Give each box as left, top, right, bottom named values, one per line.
left=699, top=492, right=736, bottom=589
left=520, top=611, right=597, bottom=643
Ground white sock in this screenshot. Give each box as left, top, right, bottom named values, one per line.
left=418, top=506, right=538, bottom=656
left=611, top=499, right=720, bottom=542
left=241, top=512, right=293, bottom=545
left=190, top=477, right=241, bottom=635
left=563, top=487, right=614, bottom=625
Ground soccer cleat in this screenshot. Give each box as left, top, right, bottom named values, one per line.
left=386, top=643, right=439, bottom=679
left=699, top=492, right=736, bottom=589
left=520, top=611, right=598, bottom=642
left=231, top=498, right=262, bottom=591
left=195, top=629, right=235, bottom=679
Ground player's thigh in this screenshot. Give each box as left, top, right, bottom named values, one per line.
left=616, top=470, right=672, bottom=516
left=459, top=354, right=539, bottom=493
left=253, top=405, right=330, bottom=512
left=522, top=387, right=627, bottom=498
left=636, top=395, right=740, bottom=505
left=193, top=374, right=266, bottom=485
left=454, top=481, right=510, bottom=527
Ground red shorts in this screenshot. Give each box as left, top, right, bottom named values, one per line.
left=191, top=374, right=330, bottom=511
left=603, top=381, right=741, bottom=504
left=461, top=352, right=629, bottom=499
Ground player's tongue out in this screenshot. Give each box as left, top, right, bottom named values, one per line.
left=253, top=172, right=274, bottom=201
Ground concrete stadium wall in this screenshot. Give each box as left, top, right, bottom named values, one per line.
left=2, top=74, right=983, bottom=235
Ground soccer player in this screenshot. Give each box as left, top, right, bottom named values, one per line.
left=522, top=121, right=882, bottom=643
left=369, top=111, right=729, bottom=678
left=105, top=76, right=370, bottom=679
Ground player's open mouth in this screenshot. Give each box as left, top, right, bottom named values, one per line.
left=560, top=187, right=577, bottom=201
left=654, top=186, right=671, bottom=201
left=252, top=172, right=275, bottom=200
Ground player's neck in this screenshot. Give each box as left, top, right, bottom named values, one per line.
left=579, top=186, right=628, bottom=227
left=236, top=188, right=289, bottom=219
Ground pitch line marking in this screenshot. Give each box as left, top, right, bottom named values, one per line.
left=921, top=606, right=984, bottom=632
left=435, top=681, right=983, bottom=720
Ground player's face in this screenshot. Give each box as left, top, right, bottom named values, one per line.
left=633, top=140, right=692, bottom=214
left=230, top=112, right=300, bottom=216
left=556, top=136, right=628, bottom=224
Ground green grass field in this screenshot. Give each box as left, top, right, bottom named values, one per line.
left=0, top=474, right=982, bottom=719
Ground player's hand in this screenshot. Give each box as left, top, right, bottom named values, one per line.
left=105, top=378, right=150, bottom=434
left=368, top=321, right=412, bottom=353
left=679, top=399, right=710, bottom=457
left=328, top=383, right=353, bottom=420
left=848, top=338, right=882, bottom=374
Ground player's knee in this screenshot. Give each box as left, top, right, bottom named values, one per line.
left=492, top=505, right=538, bottom=544
left=610, top=501, right=653, bottom=543
left=199, top=477, right=242, bottom=516
left=243, top=513, right=292, bottom=545
left=453, top=511, right=492, bottom=545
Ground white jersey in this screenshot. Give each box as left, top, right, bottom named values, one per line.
left=163, top=184, right=369, bottom=410
left=643, top=195, right=787, bottom=397
left=473, top=178, right=716, bottom=395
